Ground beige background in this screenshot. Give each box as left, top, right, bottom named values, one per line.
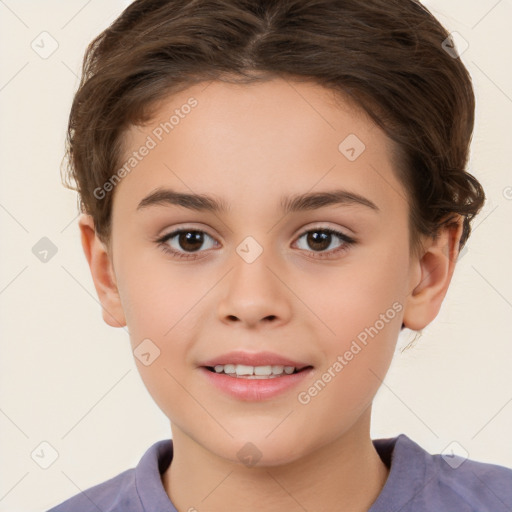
left=0, top=1, right=511, bottom=510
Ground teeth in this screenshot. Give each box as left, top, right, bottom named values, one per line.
left=254, top=365, right=272, bottom=376
left=236, top=364, right=255, bottom=376
left=211, top=364, right=298, bottom=377
left=224, top=364, right=236, bottom=374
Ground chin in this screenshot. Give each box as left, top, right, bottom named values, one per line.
left=207, top=432, right=307, bottom=469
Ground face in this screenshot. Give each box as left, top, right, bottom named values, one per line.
left=84, top=78, right=450, bottom=467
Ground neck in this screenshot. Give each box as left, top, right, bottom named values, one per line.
left=162, top=408, right=389, bottom=512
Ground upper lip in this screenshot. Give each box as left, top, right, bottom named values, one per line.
left=200, top=351, right=312, bottom=370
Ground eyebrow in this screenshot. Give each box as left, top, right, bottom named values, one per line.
left=136, top=187, right=379, bottom=214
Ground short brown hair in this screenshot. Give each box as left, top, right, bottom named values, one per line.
left=63, top=0, right=485, bottom=254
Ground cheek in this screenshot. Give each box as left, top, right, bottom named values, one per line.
left=116, top=249, right=208, bottom=341
left=302, top=244, right=407, bottom=341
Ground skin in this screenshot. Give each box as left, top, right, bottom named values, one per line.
left=79, top=78, right=463, bottom=512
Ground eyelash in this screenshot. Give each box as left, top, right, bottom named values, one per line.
left=155, top=226, right=356, bottom=261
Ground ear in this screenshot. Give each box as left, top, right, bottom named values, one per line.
left=402, top=216, right=464, bottom=331
left=78, top=213, right=126, bottom=328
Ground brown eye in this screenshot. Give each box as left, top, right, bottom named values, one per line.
left=295, top=228, right=355, bottom=258
left=157, top=229, right=218, bottom=259
left=305, top=230, right=332, bottom=251
left=176, top=231, right=205, bottom=252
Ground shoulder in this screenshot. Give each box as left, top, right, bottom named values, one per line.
left=372, top=434, right=512, bottom=512
left=45, top=439, right=174, bottom=512
left=427, top=443, right=512, bottom=511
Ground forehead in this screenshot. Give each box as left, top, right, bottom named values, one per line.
left=114, top=78, right=404, bottom=216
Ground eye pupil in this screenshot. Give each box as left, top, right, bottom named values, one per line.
left=307, top=230, right=330, bottom=251
left=179, top=231, right=204, bottom=252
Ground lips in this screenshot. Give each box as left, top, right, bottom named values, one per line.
left=200, top=365, right=314, bottom=400
left=198, top=350, right=314, bottom=400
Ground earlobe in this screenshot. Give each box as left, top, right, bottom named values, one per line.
left=402, top=217, right=464, bottom=331
left=78, top=213, right=127, bottom=328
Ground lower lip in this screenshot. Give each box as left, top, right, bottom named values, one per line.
left=200, top=367, right=314, bottom=401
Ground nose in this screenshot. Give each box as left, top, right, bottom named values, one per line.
left=216, top=249, right=293, bottom=329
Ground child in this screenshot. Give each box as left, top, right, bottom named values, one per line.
left=47, top=0, right=512, bottom=510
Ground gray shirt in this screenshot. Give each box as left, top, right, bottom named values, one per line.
left=46, top=434, right=512, bottom=511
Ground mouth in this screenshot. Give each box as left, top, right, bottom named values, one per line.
left=199, top=351, right=314, bottom=400
left=204, top=364, right=313, bottom=379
